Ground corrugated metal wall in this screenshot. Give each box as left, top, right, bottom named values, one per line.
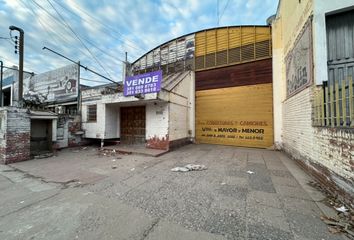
left=195, top=26, right=273, bottom=148
left=195, top=26, right=272, bottom=71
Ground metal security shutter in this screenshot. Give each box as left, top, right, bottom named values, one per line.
left=195, top=59, right=274, bottom=148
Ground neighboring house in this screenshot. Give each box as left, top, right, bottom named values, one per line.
left=0, top=64, right=84, bottom=164
left=81, top=71, right=195, bottom=150
left=272, top=0, right=354, bottom=203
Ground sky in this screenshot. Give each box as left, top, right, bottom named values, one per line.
left=0, top=0, right=278, bottom=86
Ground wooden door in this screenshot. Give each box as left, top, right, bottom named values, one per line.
left=120, top=106, right=146, bottom=144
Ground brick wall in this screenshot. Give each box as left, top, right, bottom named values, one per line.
left=0, top=107, right=30, bottom=164
left=282, top=87, right=354, bottom=202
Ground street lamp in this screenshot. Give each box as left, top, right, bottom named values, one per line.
left=9, top=25, right=24, bottom=106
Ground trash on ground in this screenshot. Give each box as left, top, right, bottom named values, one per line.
left=130, top=168, right=135, bottom=171
left=19, top=201, right=24, bottom=204
left=171, top=164, right=207, bottom=172
left=221, top=182, right=226, bottom=185
left=112, top=159, right=116, bottom=162
left=321, top=215, right=354, bottom=237
left=34, top=152, right=54, bottom=159
left=246, top=170, right=255, bottom=174
left=335, top=206, right=349, bottom=213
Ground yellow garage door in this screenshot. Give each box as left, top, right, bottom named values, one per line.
left=196, top=83, right=273, bottom=148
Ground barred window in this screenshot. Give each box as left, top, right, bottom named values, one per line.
left=87, top=105, right=97, bottom=122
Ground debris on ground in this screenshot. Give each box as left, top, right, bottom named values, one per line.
left=130, top=168, right=135, bottom=171
left=99, top=148, right=129, bottom=157
left=246, top=170, right=255, bottom=174
left=171, top=164, right=207, bottom=172
left=321, top=215, right=354, bottom=238
left=34, top=152, right=54, bottom=159
left=308, top=181, right=354, bottom=238
left=111, top=165, right=117, bottom=169
left=336, top=206, right=349, bottom=213
left=221, top=182, right=226, bottom=185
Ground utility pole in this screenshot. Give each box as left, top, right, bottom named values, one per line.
left=9, top=26, right=24, bottom=106
left=0, top=60, right=3, bottom=107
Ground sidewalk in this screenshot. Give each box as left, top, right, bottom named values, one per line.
left=0, top=144, right=349, bottom=240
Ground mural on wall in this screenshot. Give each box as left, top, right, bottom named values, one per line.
left=285, top=20, right=312, bottom=97
left=132, top=34, right=195, bottom=73
left=21, top=63, right=79, bottom=104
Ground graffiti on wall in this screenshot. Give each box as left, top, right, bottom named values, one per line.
left=22, top=63, right=79, bottom=104
left=285, top=20, right=312, bottom=97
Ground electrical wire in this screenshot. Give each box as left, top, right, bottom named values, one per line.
left=21, top=0, right=97, bottom=62
left=32, top=0, right=115, bottom=80
left=218, top=0, right=231, bottom=25
left=51, top=0, right=147, bottom=52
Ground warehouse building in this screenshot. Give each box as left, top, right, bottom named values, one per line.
left=272, top=0, right=354, bottom=202
left=81, top=25, right=273, bottom=150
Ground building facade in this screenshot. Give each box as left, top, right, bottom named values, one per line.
left=81, top=71, right=195, bottom=150
left=272, top=0, right=354, bottom=202
left=130, top=26, right=273, bottom=149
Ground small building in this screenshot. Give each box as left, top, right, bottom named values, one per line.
left=81, top=71, right=195, bottom=150
left=1, top=67, right=33, bottom=106
left=272, top=0, right=354, bottom=203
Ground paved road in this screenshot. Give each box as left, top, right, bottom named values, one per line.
left=0, top=144, right=347, bottom=240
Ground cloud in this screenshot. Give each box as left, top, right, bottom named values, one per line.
left=0, top=0, right=278, bottom=85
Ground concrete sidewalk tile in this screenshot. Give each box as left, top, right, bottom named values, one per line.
left=274, top=185, right=312, bottom=200
left=211, top=195, right=246, bottom=214
left=202, top=210, right=246, bottom=239
left=145, top=220, right=228, bottom=240
left=249, top=174, right=276, bottom=193
left=246, top=205, right=291, bottom=232
left=216, top=185, right=248, bottom=200
left=247, top=224, right=294, bottom=240
left=246, top=191, right=282, bottom=209
left=269, top=169, right=294, bottom=178
left=271, top=175, right=301, bottom=187
left=220, top=176, right=248, bottom=187
left=286, top=211, right=344, bottom=240
left=282, top=197, right=322, bottom=215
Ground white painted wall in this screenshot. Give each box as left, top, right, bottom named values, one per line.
left=105, top=104, right=119, bottom=139
left=164, top=72, right=195, bottom=141
left=313, top=0, right=354, bottom=84
left=146, top=102, right=169, bottom=140
left=82, top=103, right=106, bottom=139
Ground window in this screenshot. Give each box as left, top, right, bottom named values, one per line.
left=313, top=10, right=354, bottom=128
left=87, top=105, right=97, bottom=122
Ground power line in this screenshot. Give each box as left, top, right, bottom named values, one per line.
left=80, top=77, right=109, bottom=84
left=218, top=0, right=231, bottom=25
left=32, top=0, right=115, bottom=81
left=21, top=0, right=99, bottom=63
left=51, top=0, right=147, bottom=52
left=25, top=0, right=127, bottom=64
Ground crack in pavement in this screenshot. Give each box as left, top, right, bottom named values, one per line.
left=0, top=191, right=61, bottom=218
left=139, top=218, right=160, bottom=240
